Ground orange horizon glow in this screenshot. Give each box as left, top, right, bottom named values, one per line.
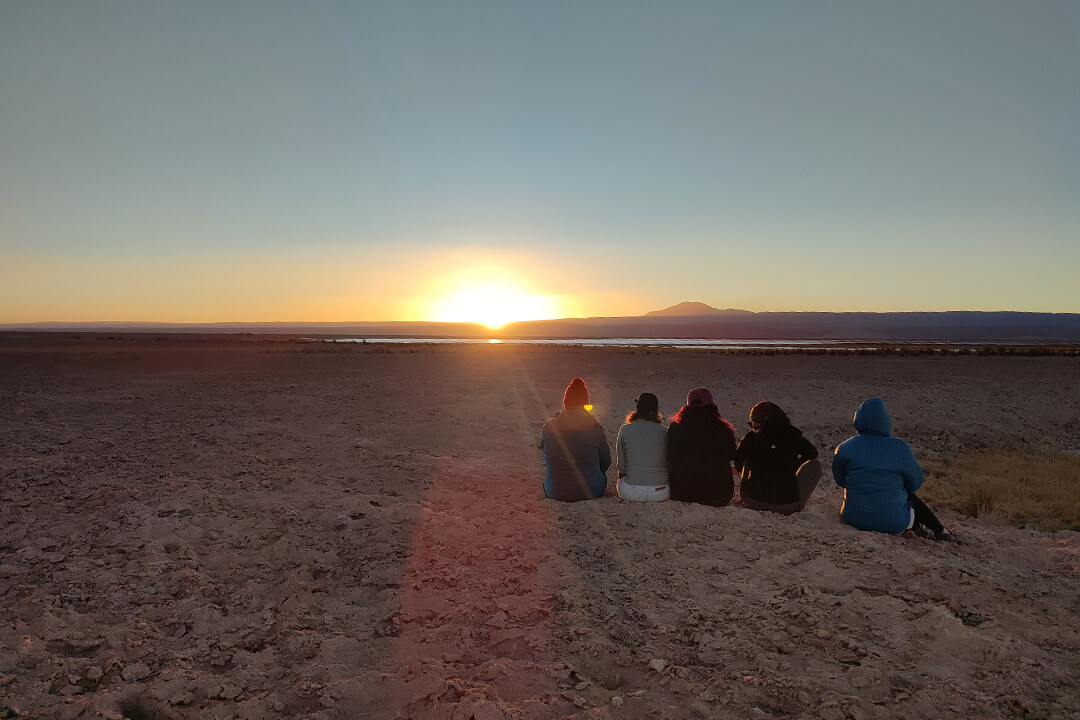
left=425, top=267, right=572, bottom=329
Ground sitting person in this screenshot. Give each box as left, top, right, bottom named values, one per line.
left=735, top=401, right=821, bottom=515
left=667, top=387, right=738, bottom=507
left=615, top=392, right=669, bottom=502
left=833, top=397, right=957, bottom=541
left=539, top=377, right=610, bottom=501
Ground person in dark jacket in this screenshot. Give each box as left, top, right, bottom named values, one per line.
left=540, top=377, right=611, bottom=501
left=735, top=401, right=821, bottom=515
left=833, top=398, right=956, bottom=541
left=667, top=387, right=738, bottom=506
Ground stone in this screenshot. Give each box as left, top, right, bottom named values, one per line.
left=169, top=691, right=195, bottom=706
left=648, top=659, right=666, bottom=673
left=121, top=663, right=151, bottom=681
left=611, top=696, right=624, bottom=707
left=690, top=701, right=711, bottom=717
left=819, top=705, right=845, bottom=720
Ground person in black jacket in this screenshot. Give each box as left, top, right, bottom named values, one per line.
left=667, top=387, right=738, bottom=506
left=735, top=401, right=821, bottom=515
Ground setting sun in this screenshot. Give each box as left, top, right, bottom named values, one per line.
left=432, top=279, right=559, bottom=328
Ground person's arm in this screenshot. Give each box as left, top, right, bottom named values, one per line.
left=723, top=426, right=739, bottom=478
left=597, top=425, right=612, bottom=474
left=832, top=444, right=847, bottom=487
left=666, top=424, right=681, bottom=474
left=616, top=426, right=628, bottom=478
left=734, top=434, right=747, bottom=472
left=901, top=442, right=925, bottom=493
left=797, top=436, right=819, bottom=463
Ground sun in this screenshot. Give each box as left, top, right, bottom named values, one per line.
left=431, top=275, right=560, bottom=329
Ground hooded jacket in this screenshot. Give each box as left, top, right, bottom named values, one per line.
left=832, top=398, right=924, bottom=534
left=540, top=409, right=610, bottom=502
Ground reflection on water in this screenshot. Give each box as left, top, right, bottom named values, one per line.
left=329, top=337, right=877, bottom=350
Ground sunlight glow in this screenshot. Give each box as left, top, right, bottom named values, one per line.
left=432, top=279, right=559, bottom=328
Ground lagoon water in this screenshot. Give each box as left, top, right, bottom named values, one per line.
left=330, top=337, right=876, bottom=350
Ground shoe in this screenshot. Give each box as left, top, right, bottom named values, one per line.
left=935, top=529, right=959, bottom=543
left=912, top=523, right=932, bottom=539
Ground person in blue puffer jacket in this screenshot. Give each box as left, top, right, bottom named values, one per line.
left=832, top=398, right=957, bottom=541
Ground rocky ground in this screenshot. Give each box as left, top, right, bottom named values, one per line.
left=1, top=335, right=1078, bottom=719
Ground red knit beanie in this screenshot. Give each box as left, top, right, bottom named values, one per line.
left=563, top=377, right=590, bottom=409
left=687, top=386, right=714, bottom=407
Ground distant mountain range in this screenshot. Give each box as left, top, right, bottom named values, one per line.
left=644, top=301, right=752, bottom=317
left=3, top=302, right=1080, bottom=342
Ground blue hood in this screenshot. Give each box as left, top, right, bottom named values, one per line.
left=853, top=398, right=892, bottom=437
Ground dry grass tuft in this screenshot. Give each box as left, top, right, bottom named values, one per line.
left=923, top=451, right=1080, bottom=531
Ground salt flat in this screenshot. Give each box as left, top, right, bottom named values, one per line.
left=1, top=335, right=1078, bottom=719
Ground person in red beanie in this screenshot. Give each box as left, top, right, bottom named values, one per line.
left=666, top=386, right=738, bottom=506
left=539, top=377, right=611, bottom=501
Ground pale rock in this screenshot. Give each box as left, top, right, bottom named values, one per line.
left=611, top=696, right=624, bottom=707
left=170, top=691, right=195, bottom=706
left=121, top=662, right=151, bottom=681
left=648, top=658, right=666, bottom=673
left=819, top=705, right=845, bottom=720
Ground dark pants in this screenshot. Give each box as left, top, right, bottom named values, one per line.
left=740, top=459, right=822, bottom=516
left=910, top=493, right=944, bottom=534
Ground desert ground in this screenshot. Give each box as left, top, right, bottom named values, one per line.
left=1, top=334, right=1079, bottom=720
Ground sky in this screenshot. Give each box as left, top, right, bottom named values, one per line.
left=1, top=1, right=1078, bottom=324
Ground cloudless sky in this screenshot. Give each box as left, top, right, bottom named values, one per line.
left=1, top=1, right=1077, bottom=322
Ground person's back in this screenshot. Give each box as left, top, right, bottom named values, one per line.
left=667, top=388, right=737, bottom=507
left=540, top=378, right=610, bottom=502
left=736, top=401, right=820, bottom=514
left=833, top=398, right=923, bottom=534
left=617, top=419, right=668, bottom=487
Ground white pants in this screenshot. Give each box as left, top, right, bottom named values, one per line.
left=617, top=479, right=670, bottom=502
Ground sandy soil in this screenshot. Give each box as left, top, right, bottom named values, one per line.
left=1, top=334, right=1079, bottom=720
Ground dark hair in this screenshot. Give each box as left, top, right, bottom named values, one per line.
left=626, top=392, right=663, bottom=424
left=670, top=403, right=735, bottom=432
left=749, top=401, right=791, bottom=428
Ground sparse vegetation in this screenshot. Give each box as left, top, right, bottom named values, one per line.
left=923, top=451, right=1080, bottom=531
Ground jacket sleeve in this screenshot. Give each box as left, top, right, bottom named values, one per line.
left=722, top=426, right=737, bottom=461
left=597, top=425, right=612, bottom=474
left=734, top=433, right=749, bottom=471
left=616, top=426, right=627, bottom=475
left=832, top=444, right=848, bottom=487
left=901, top=442, right=924, bottom=493
left=797, top=436, right=819, bottom=462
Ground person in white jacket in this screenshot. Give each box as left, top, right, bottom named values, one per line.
left=615, top=393, right=670, bottom=502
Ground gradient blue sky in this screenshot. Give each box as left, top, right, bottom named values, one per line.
left=2, top=1, right=1077, bottom=322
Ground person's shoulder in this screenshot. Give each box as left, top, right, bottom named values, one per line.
left=833, top=434, right=858, bottom=452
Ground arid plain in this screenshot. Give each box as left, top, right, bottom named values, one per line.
left=2, top=334, right=1078, bottom=720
